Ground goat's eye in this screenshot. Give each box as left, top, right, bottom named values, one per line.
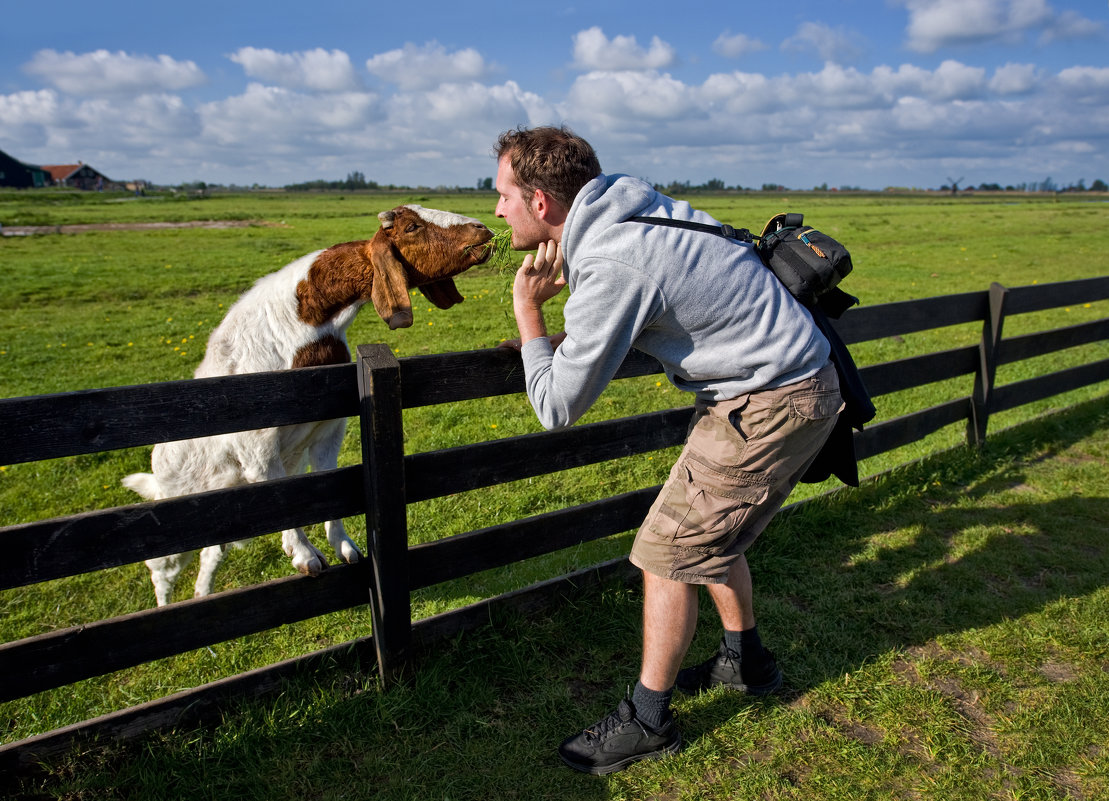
left=405, top=223, right=419, bottom=233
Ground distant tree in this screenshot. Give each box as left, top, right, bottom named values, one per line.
left=344, top=171, right=369, bottom=190
left=702, top=178, right=725, bottom=191
left=477, top=177, right=493, bottom=190
left=1091, top=179, right=1108, bottom=192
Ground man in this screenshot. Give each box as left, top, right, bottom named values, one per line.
left=494, top=125, right=842, bottom=775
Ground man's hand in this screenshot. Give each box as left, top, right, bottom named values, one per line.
left=511, top=239, right=566, bottom=345
left=513, top=240, right=565, bottom=310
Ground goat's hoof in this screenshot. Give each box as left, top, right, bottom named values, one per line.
left=339, top=542, right=361, bottom=564
left=296, top=554, right=329, bottom=576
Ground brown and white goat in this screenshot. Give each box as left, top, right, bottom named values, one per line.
left=123, top=205, right=493, bottom=605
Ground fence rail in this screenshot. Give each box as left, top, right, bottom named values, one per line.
left=1, top=277, right=1107, bottom=766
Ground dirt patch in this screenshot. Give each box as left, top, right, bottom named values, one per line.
left=1, top=220, right=286, bottom=236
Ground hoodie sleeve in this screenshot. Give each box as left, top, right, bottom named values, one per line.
left=520, top=257, right=664, bottom=429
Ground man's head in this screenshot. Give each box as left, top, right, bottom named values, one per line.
left=494, top=125, right=601, bottom=250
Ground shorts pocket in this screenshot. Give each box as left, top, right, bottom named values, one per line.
left=789, top=389, right=844, bottom=421
left=651, top=453, right=771, bottom=555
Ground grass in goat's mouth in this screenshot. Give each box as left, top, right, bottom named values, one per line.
left=471, top=228, right=515, bottom=273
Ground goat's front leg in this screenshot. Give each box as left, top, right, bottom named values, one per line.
left=310, top=419, right=362, bottom=565
left=240, top=430, right=329, bottom=578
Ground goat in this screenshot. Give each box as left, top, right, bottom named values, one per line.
left=123, top=205, right=493, bottom=605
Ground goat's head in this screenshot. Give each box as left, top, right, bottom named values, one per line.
left=369, top=205, right=493, bottom=329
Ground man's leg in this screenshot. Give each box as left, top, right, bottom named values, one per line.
left=639, top=570, right=699, bottom=691
left=676, top=553, right=782, bottom=695
left=705, top=554, right=755, bottom=632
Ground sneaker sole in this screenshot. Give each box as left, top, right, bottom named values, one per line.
left=559, top=735, right=683, bottom=775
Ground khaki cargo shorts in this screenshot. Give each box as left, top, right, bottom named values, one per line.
left=630, top=361, right=842, bottom=584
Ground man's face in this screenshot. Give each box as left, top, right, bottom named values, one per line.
left=495, top=155, right=548, bottom=251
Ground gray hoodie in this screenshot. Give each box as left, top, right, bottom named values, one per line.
left=520, top=173, right=830, bottom=430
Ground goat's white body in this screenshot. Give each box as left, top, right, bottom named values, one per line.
left=123, top=205, right=491, bottom=606
left=123, top=252, right=361, bottom=606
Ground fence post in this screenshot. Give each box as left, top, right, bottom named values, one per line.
left=357, top=344, right=411, bottom=686
left=968, top=282, right=1008, bottom=447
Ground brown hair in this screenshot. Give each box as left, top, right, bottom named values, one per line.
left=494, top=125, right=601, bottom=211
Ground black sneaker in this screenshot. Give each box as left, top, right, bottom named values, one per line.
left=675, top=639, right=783, bottom=696
left=558, top=697, right=682, bottom=775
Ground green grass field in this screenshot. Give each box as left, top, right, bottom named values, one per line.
left=1, top=188, right=1107, bottom=799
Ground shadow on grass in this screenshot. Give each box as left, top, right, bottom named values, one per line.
left=7, top=396, right=1108, bottom=801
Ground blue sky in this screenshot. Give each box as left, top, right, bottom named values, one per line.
left=2, top=0, right=1106, bottom=190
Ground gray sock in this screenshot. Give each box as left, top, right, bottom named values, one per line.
left=631, top=681, right=673, bottom=730
left=724, top=625, right=764, bottom=660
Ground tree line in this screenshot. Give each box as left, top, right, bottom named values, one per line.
left=175, top=172, right=1109, bottom=195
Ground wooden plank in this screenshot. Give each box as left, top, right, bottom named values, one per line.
left=407, top=487, right=659, bottom=590
left=0, top=562, right=371, bottom=701
left=399, top=348, right=662, bottom=407
left=969, top=283, right=1008, bottom=446
left=357, top=344, right=411, bottom=686
left=408, top=557, right=640, bottom=650
left=830, top=291, right=988, bottom=345
left=1, top=364, right=358, bottom=465
left=404, top=406, right=692, bottom=503
left=1006, top=276, right=1109, bottom=315
left=853, top=399, right=971, bottom=460
left=992, top=358, right=1109, bottom=413
left=860, top=346, right=979, bottom=396
left=999, top=318, right=1109, bottom=365
left=0, top=633, right=378, bottom=775
left=0, top=466, right=365, bottom=590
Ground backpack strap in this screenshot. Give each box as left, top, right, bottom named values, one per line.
left=625, top=215, right=755, bottom=243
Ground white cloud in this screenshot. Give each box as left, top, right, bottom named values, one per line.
left=781, top=21, right=865, bottom=64
left=1054, top=65, right=1109, bottom=104
left=712, top=32, right=768, bottom=59
left=899, top=0, right=1100, bottom=52
left=989, top=62, right=1040, bottom=94
left=571, top=27, right=677, bottom=71
left=565, top=70, right=699, bottom=131
left=22, top=49, right=206, bottom=95
left=199, top=84, right=379, bottom=146
left=229, top=47, right=360, bottom=91
left=365, top=42, right=490, bottom=91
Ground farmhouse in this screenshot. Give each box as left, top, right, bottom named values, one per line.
left=42, top=161, right=115, bottom=190
left=0, top=148, right=52, bottom=188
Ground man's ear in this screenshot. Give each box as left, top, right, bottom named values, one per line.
left=530, top=188, right=567, bottom=225
left=531, top=188, right=554, bottom=221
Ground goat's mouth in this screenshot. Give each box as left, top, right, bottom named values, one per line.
left=465, top=228, right=513, bottom=270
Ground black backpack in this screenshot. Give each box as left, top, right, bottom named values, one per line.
left=626, top=211, right=856, bottom=318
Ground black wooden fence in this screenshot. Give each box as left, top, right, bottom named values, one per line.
left=1, top=277, right=1107, bottom=767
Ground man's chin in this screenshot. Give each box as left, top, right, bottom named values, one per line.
left=511, top=232, right=540, bottom=251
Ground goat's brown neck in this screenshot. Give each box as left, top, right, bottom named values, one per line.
left=296, top=241, right=375, bottom=327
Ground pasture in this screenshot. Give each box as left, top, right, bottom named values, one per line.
left=2, top=188, right=1108, bottom=799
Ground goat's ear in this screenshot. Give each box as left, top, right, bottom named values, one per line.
left=368, top=231, right=414, bottom=329
left=419, top=278, right=464, bottom=310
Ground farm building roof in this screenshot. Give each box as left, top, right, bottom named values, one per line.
left=42, top=163, right=102, bottom=182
